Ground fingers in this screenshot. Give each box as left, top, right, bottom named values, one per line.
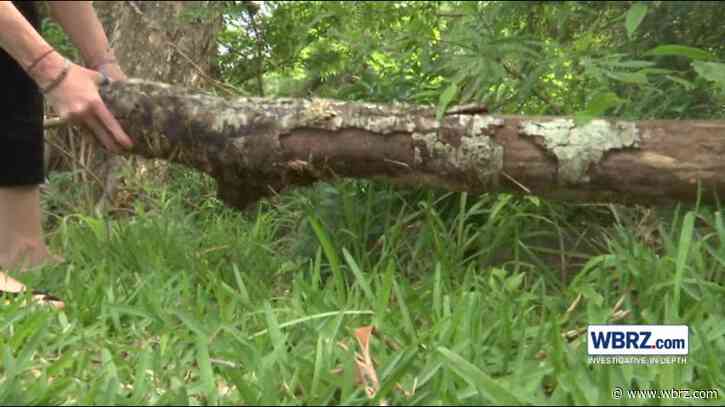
left=46, top=64, right=134, bottom=152
left=83, top=112, right=121, bottom=153
left=92, top=72, right=133, bottom=149
left=93, top=101, right=134, bottom=149
left=70, top=100, right=133, bottom=152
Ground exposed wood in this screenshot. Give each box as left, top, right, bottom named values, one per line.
left=98, top=79, right=725, bottom=210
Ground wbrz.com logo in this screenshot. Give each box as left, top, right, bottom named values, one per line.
left=587, top=325, right=688, bottom=356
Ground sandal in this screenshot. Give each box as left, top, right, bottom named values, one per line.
left=1, top=289, right=65, bottom=309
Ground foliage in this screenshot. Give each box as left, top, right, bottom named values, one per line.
left=40, top=20, right=79, bottom=62
left=217, top=1, right=725, bottom=118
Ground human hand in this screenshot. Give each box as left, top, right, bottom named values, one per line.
left=40, top=57, right=133, bottom=153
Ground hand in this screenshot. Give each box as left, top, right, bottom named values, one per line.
left=42, top=59, right=133, bottom=153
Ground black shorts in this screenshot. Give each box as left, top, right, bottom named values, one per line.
left=0, top=1, right=45, bottom=187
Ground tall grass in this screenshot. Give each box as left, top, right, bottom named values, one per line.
left=1, top=165, right=723, bottom=405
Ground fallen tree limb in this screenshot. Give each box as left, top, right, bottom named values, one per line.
left=96, top=79, right=725, bottom=210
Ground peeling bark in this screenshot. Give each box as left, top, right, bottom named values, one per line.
left=99, top=79, right=725, bottom=210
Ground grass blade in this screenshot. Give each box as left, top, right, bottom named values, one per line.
left=438, top=347, right=522, bottom=405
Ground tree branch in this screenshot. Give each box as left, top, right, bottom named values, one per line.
left=99, top=79, right=725, bottom=210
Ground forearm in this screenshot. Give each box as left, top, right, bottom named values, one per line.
left=48, top=1, right=113, bottom=67
left=0, top=1, right=64, bottom=82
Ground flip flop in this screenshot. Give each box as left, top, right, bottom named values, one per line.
left=1, top=289, right=65, bottom=309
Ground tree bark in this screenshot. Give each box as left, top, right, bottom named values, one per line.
left=100, top=79, right=725, bottom=210
left=95, top=1, right=223, bottom=88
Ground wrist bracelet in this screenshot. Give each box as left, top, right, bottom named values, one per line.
left=41, top=58, right=71, bottom=95
left=26, top=49, right=55, bottom=74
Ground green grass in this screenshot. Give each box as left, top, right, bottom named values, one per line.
left=1, top=165, right=724, bottom=405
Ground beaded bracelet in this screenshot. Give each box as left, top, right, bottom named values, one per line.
left=40, top=58, right=71, bottom=95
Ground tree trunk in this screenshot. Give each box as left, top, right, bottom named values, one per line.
left=95, top=1, right=221, bottom=87
left=99, top=79, right=725, bottom=210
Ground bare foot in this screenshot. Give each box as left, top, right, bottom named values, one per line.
left=0, top=271, right=65, bottom=309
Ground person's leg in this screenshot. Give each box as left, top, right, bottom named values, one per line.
left=0, top=185, right=63, bottom=270
left=0, top=1, right=64, bottom=308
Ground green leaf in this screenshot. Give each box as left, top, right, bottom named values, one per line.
left=638, top=67, right=673, bottom=75
left=666, top=75, right=695, bottom=90
left=195, top=335, right=216, bottom=403
left=232, top=264, right=252, bottom=308
left=504, top=272, right=524, bottom=292
left=580, top=285, right=604, bottom=308
left=342, top=248, right=375, bottom=305
left=605, top=71, right=649, bottom=85
left=310, top=336, right=325, bottom=397
left=248, top=310, right=373, bottom=339
left=575, top=91, right=623, bottom=125
left=692, top=61, right=725, bottom=87
left=672, top=212, right=695, bottom=321
left=579, top=254, right=615, bottom=276
left=574, top=112, right=595, bottom=127
left=438, top=347, right=523, bottom=404
left=393, top=278, right=418, bottom=343
left=436, top=82, right=459, bottom=122
left=174, top=311, right=208, bottom=337
left=131, top=350, right=152, bottom=402
left=263, top=301, right=286, bottom=354
left=646, top=45, right=715, bottom=61
left=586, top=91, right=622, bottom=117
left=604, top=60, right=655, bottom=69
left=308, top=214, right=345, bottom=302
left=626, top=3, right=648, bottom=38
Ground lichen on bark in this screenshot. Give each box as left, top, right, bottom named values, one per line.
left=412, top=115, right=504, bottom=186
left=520, top=118, right=640, bottom=184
